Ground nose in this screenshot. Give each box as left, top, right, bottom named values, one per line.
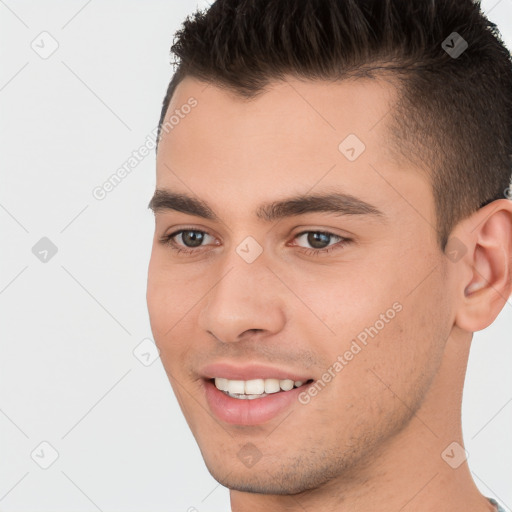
left=196, top=250, right=287, bottom=343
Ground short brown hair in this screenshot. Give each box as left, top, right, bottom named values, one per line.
left=157, top=0, right=512, bottom=250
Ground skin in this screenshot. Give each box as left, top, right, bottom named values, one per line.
left=147, top=75, right=512, bottom=512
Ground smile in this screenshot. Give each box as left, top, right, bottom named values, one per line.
left=213, top=377, right=312, bottom=399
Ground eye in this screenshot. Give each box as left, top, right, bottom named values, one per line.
left=159, top=228, right=217, bottom=255
left=290, top=230, right=350, bottom=256
left=159, top=228, right=351, bottom=257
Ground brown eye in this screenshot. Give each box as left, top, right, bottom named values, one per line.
left=159, top=228, right=216, bottom=255
left=179, top=230, right=206, bottom=248
left=306, top=232, right=331, bottom=249
left=294, top=231, right=341, bottom=250
left=291, top=230, right=351, bottom=257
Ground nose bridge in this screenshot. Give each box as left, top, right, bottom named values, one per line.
left=197, top=240, right=286, bottom=342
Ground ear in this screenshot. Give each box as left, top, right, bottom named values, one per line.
left=452, top=198, right=512, bottom=333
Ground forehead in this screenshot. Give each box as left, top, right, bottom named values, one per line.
left=155, top=75, right=427, bottom=222
left=159, top=74, right=399, bottom=162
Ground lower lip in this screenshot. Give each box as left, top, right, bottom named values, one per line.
left=203, top=379, right=310, bottom=426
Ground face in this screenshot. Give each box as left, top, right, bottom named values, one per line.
left=147, top=75, right=455, bottom=494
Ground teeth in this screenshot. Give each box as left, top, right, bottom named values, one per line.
left=279, top=379, right=294, bottom=391
left=215, top=377, right=229, bottom=391
left=245, top=379, right=265, bottom=394
left=214, top=377, right=307, bottom=398
left=227, top=380, right=245, bottom=394
left=264, top=378, right=281, bottom=394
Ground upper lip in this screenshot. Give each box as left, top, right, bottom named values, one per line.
left=200, top=362, right=313, bottom=382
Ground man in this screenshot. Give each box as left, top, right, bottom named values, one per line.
left=146, top=0, right=512, bottom=510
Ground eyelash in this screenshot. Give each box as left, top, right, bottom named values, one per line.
left=159, top=228, right=351, bottom=257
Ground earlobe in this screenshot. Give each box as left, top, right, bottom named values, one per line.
left=453, top=199, right=512, bottom=333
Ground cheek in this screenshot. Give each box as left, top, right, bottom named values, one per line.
left=342, top=271, right=450, bottom=408
left=289, top=266, right=402, bottom=346
left=146, top=255, right=167, bottom=335
left=147, top=249, right=191, bottom=315
left=292, top=254, right=449, bottom=392
left=146, top=252, right=192, bottom=353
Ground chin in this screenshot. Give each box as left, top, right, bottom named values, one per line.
left=201, top=454, right=336, bottom=495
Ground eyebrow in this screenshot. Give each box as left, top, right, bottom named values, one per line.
left=147, top=188, right=385, bottom=223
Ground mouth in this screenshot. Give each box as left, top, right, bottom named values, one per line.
left=209, top=377, right=315, bottom=400
left=199, top=362, right=316, bottom=425
left=202, top=376, right=316, bottom=426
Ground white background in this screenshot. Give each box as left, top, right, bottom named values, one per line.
left=0, top=1, right=511, bottom=511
